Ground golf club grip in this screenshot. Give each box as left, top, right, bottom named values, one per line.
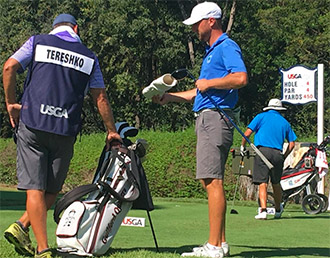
left=250, top=143, right=274, bottom=170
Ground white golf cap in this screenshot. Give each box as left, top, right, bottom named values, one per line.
left=183, top=1, right=222, bottom=25
left=263, top=98, right=287, bottom=111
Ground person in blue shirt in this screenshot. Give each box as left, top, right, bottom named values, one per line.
left=241, top=98, right=297, bottom=220
left=153, top=2, right=247, bottom=257
left=3, top=14, right=121, bottom=258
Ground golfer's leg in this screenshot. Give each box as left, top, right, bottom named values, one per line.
left=26, top=189, right=49, bottom=252
left=272, top=183, right=282, bottom=210
left=259, top=183, right=268, bottom=209
left=205, top=178, right=225, bottom=247
left=221, top=203, right=226, bottom=243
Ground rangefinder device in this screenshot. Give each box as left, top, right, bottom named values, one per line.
left=304, top=157, right=313, bottom=169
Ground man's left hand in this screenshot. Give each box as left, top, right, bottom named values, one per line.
left=106, top=132, right=122, bottom=150
left=195, top=79, right=210, bottom=93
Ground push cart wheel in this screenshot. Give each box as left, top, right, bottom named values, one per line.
left=258, top=191, right=275, bottom=207
left=302, top=194, right=323, bottom=214
left=317, top=194, right=329, bottom=213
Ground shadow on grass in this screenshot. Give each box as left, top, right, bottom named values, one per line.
left=104, top=245, right=330, bottom=258
left=231, top=245, right=330, bottom=257
left=0, top=191, right=65, bottom=211
left=0, top=190, right=26, bottom=210
left=281, top=215, right=330, bottom=220
left=107, top=245, right=197, bottom=256
left=83, top=244, right=330, bottom=258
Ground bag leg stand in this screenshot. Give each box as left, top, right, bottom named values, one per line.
left=230, top=155, right=245, bottom=214
left=146, top=210, right=159, bottom=252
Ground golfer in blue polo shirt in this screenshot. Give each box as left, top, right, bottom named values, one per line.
left=241, top=98, right=297, bottom=220
left=153, top=2, right=247, bottom=257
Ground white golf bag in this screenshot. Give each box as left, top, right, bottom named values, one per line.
left=54, top=145, right=140, bottom=256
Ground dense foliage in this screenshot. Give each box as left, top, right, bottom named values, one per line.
left=0, top=128, right=249, bottom=200
left=0, top=0, right=329, bottom=138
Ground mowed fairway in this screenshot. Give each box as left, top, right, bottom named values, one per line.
left=0, top=190, right=329, bottom=258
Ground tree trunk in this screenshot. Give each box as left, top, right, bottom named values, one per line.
left=177, top=0, right=195, bottom=67
left=226, top=0, right=236, bottom=36
left=239, top=175, right=258, bottom=201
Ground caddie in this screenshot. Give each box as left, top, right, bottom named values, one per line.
left=3, top=13, right=121, bottom=258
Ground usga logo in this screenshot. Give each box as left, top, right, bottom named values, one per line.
left=40, top=104, right=68, bottom=119
left=121, top=217, right=145, bottom=227
left=287, top=74, right=302, bottom=79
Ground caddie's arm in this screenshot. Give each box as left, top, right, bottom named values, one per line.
left=3, top=58, right=22, bottom=128
left=196, top=72, right=248, bottom=93
left=152, top=88, right=196, bottom=105
left=241, top=128, right=253, bottom=147
left=90, top=88, right=122, bottom=149
left=283, top=141, right=295, bottom=160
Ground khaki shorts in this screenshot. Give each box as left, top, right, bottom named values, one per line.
left=195, top=110, right=234, bottom=180
left=16, top=121, right=76, bottom=193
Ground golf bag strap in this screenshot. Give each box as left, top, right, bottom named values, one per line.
left=97, top=181, right=130, bottom=202
left=109, top=148, right=140, bottom=194
left=54, top=184, right=98, bottom=224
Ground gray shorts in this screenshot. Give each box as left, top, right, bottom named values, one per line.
left=195, top=110, right=234, bottom=180
left=253, top=147, right=284, bottom=184
left=16, top=122, right=76, bottom=193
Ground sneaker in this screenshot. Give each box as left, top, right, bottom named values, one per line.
left=193, top=242, right=229, bottom=256
left=221, top=242, right=230, bottom=257
left=182, top=243, right=224, bottom=257
left=274, top=203, right=284, bottom=219
left=255, top=211, right=267, bottom=220
left=4, top=222, right=35, bottom=256
left=35, top=248, right=53, bottom=258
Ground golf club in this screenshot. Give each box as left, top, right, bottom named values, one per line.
left=171, top=68, right=274, bottom=170
left=229, top=149, right=250, bottom=214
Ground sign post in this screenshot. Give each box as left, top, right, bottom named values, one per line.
left=280, top=64, right=324, bottom=194
left=317, top=64, right=324, bottom=194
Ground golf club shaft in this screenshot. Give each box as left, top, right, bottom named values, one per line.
left=171, top=68, right=274, bottom=169
left=205, top=92, right=274, bottom=170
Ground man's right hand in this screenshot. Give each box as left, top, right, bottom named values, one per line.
left=7, top=103, right=21, bottom=128
left=152, top=93, right=169, bottom=105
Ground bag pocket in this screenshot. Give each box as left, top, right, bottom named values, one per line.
left=56, top=201, right=85, bottom=237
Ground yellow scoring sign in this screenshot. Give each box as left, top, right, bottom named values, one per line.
left=280, top=65, right=317, bottom=104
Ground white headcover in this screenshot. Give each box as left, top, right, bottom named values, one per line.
left=142, top=74, right=177, bottom=99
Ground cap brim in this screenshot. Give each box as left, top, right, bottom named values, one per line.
left=183, top=16, right=203, bottom=25
left=263, top=107, right=287, bottom=111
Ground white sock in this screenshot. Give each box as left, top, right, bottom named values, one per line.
left=206, top=243, right=221, bottom=250
left=221, top=242, right=228, bottom=247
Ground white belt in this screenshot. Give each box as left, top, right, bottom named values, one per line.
left=194, top=108, right=217, bottom=118
left=194, top=108, right=232, bottom=118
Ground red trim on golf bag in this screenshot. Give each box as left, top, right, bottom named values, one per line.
left=281, top=168, right=314, bottom=180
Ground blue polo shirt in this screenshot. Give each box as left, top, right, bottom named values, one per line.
left=248, top=110, right=297, bottom=150
left=193, top=33, right=247, bottom=112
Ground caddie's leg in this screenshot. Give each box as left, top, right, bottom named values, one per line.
left=259, top=183, right=268, bottom=209
left=26, top=190, right=58, bottom=252
left=204, top=178, right=226, bottom=247
left=18, top=192, right=58, bottom=229
left=272, top=183, right=282, bottom=210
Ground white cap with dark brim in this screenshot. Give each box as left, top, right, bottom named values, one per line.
left=263, top=98, right=287, bottom=111
left=183, top=1, right=222, bottom=25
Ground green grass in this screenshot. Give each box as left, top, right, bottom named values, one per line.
left=1, top=190, right=329, bottom=258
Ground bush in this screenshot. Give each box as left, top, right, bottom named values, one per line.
left=0, top=127, right=324, bottom=201
left=0, top=126, right=244, bottom=200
